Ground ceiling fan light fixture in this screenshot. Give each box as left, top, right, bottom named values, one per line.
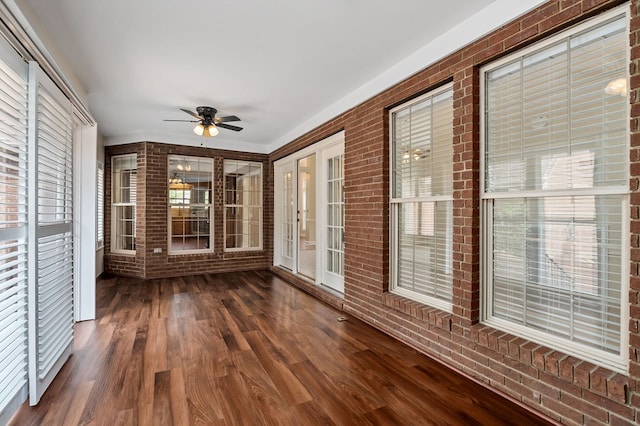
left=193, top=123, right=205, bottom=136
left=204, top=124, right=219, bottom=137
left=167, top=107, right=242, bottom=136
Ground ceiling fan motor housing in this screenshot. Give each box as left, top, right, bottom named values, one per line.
left=196, top=106, right=217, bottom=120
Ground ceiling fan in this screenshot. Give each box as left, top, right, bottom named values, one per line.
left=164, top=106, right=243, bottom=137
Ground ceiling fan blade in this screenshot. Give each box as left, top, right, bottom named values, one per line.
left=215, top=115, right=241, bottom=123
left=216, top=123, right=243, bottom=132
left=180, top=108, right=202, bottom=119
left=163, top=119, right=199, bottom=122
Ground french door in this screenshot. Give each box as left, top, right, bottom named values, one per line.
left=321, top=144, right=344, bottom=293
left=297, top=154, right=316, bottom=279
left=274, top=132, right=344, bottom=293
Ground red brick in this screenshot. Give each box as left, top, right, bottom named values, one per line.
left=607, top=374, right=629, bottom=404
left=590, top=367, right=612, bottom=396
left=559, top=356, right=582, bottom=382
left=560, top=391, right=608, bottom=423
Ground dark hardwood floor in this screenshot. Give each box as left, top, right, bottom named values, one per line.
left=10, top=270, right=553, bottom=425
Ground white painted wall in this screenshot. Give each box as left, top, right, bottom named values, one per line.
left=74, top=120, right=97, bottom=321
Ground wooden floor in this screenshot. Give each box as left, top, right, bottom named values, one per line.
left=10, top=270, right=552, bottom=425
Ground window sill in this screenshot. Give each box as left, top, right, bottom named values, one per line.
left=382, top=292, right=452, bottom=332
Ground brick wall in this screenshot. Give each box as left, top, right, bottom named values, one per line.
left=268, top=1, right=640, bottom=424
left=105, top=142, right=270, bottom=279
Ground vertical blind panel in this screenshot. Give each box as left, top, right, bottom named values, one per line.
left=33, top=71, right=74, bottom=398
left=0, top=51, right=28, bottom=417
left=0, top=240, right=27, bottom=411
left=0, top=61, right=28, bottom=229
left=36, top=232, right=73, bottom=380
left=491, top=195, right=623, bottom=354
left=485, top=16, right=627, bottom=193
left=37, top=85, right=72, bottom=225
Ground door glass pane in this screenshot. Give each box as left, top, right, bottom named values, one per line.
left=298, top=154, right=316, bottom=279
left=326, top=154, right=344, bottom=276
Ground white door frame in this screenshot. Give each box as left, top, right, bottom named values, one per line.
left=273, top=131, right=345, bottom=291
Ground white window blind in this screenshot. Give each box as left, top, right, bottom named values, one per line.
left=482, top=11, right=628, bottom=371
left=390, top=85, right=453, bottom=310
left=0, top=46, right=28, bottom=424
left=96, top=161, right=104, bottom=248
left=224, top=160, right=262, bottom=251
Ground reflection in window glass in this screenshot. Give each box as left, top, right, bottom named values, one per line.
left=224, top=160, right=262, bottom=251
left=168, top=155, right=213, bottom=253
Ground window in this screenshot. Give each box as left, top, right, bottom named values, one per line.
left=481, top=9, right=628, bottom=371
left=111, top=154, right=137, bottom=253
left=96, top=161, right=104, bottom=248
left=168, top=156, right=213, bottom=253
left=224, top=160, right=262, bottom=251
left=390, top=85, right=454, bottom=311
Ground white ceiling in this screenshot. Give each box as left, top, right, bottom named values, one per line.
left=13, top=0, right=544, bottom=153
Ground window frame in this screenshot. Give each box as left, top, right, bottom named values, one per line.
left=223, top=159, right=263, bottom=252
left=389, top=83, right=454, bottom=312
left=110, top=153, right=137, bottom=255
left=167, top=155, right=214, bottom=255
left=479, top=5, right=630, bottom=373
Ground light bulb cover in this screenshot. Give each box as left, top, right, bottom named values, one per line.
left=204, top=124, right=219, bottom=137
left=193, top=123, right=205, bottom=136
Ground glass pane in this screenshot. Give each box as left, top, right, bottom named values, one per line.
left=392, top=89, right=453, bottom=199
left=326, top=155, right=345, bottom=277
left=491, top=195, right=623, bottom=354
left=298, top=154, right=316, bottom=279
left=224, top=159, right=262, bottom=250
left=168, top=156, right=213, bottom=252
left=115, top=205, right=135, bottom=251
left=485, top=18, right=627, bottom=193
left=396, top=200, right=452, bottom=300
left=113, top=154, right=137, bottom=204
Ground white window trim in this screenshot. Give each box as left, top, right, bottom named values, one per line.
left=111, top=153, right=136, bottom=255
left=167, top=155, right=214, bottom=255
left=479, top=5, right=630, bottom=373
left=389, top=84, right=454, bottom=313
left=223, top=160, right=263, bottom=252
